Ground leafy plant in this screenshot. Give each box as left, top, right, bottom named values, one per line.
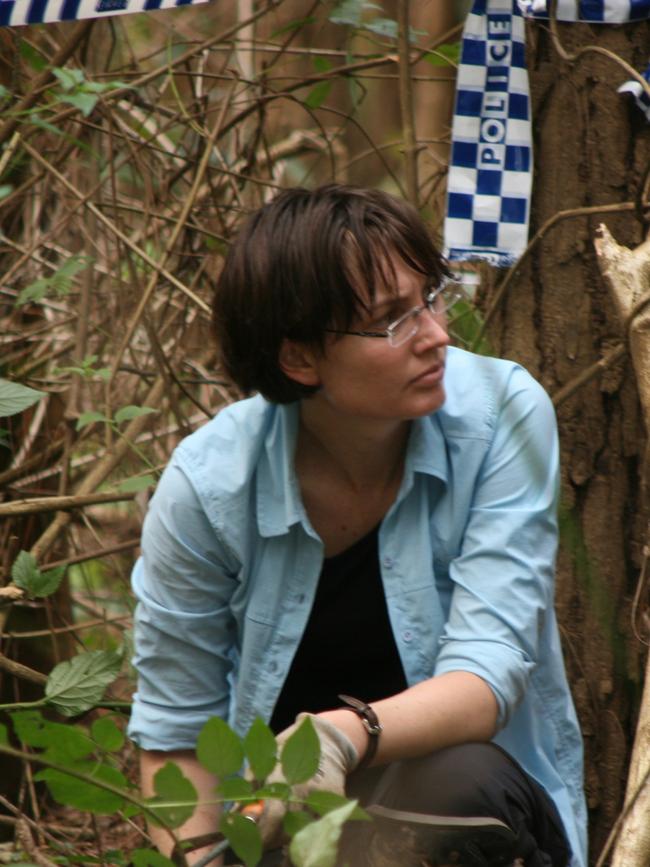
left=0, top=379, right=45, bottom=417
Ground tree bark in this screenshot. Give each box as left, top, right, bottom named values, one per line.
left=480, top=17, right=650, bottom=858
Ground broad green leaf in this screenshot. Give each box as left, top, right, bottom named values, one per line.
left=76, top=410, right=108, bottom=430
left=244, top=717, right=277, bottom=781
left=12, top=552, right=65, bottom=598
left=118, top=474, right=156, bottom=494
left=0, top=723, right=8, bottom=744
left=114, top=405, right=158, bottom=425
left=12, top=712, right=95, bottom=761
left=35, top=761, right=126, bottom=813
left=305, top=56, right=332, bottom=108
left=91, top=716, right=125, bottom=752
left=11, top=710, right=53, bottom=748
left=220, top=811, right=262, bottom=867
left=217, top=776, right=254, bottom=800
left=45, top=649, right=122, bottom=716
left=15, top=277, right=50, bottom=306
left=280, top=716, right=320, bottom=785
left=289, top=800, right=360, bottom=867
left=19, top=39, right=47, bottom=70
left=11, top=551, right=39, bottom=590
left=306, top=791, right=369, bottom=821
left=365, top=16, right=397, bottom=38
left=329, top=0, right=380, bottom=27
left=425, top=42, right=460, bottom=67
left=0, top=379, right=45, bottom=418
left=52, top=67, right=85, bottom=91
left=253, top=781, right=291, bottom=801
left=197, top=717, right=244, bottom=778
left=147, top=761, right=197, bottom=828
left=131, top=850, right=176, bottom=867
left=283, top=811, right=312, bottom=837
left=58, top=92, right=99, bottom=117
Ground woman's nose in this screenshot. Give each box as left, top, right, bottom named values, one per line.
left=412, top=308, right=451, bottom=352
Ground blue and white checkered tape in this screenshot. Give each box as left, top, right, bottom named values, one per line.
left=0, top=0, right=210, bottom=26
left=445, top=0, right=650, bottom=268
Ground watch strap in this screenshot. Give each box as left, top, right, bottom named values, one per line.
left=338, top=693, right=382, bottom=770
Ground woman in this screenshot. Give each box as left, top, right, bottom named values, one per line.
left=128, top=185, right=586, bottom=867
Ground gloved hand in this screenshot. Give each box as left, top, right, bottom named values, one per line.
left=249, top=713, right=359, bottom=848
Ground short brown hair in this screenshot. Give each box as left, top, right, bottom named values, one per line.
left=212, top=184, right=450, bottom=403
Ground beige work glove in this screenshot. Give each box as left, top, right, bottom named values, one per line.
left=250, top=713, right=359, bottom=849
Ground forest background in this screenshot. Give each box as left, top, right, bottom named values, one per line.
left=0, top=0, right=649, bottom=865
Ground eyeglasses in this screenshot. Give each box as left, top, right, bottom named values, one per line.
left=325, top=281, right=464, bottom=348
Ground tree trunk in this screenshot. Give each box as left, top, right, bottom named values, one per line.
left=479, top=17, right=650, bottom=860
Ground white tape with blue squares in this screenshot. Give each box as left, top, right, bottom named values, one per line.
left=445, top=0, right=531, bottom=268
left=445, top=0, right=650, bottom=268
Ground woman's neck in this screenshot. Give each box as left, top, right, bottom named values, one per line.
left=297, top=397, right=411, bottom=495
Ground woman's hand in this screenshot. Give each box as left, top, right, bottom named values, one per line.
left=251, top=714, right=359, bottom=848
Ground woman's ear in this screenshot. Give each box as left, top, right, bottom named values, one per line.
left=278, top=339, right=321, bottom=387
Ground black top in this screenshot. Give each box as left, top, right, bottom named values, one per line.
left=269, top=525, right=408, bottom=733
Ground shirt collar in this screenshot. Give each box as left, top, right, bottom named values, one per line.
left=256, top=403, right=449, bottom=537
left=256, top=402, right=308, bottom=537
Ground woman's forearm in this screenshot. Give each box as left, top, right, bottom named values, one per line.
left=140, top=749, right=221, bottom=864
left=318, top=671, right=498, bottom=767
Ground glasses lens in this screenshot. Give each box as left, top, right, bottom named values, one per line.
left=432, top=283, right=464, bottom=315
left=388, top=311, right=419, bottom=347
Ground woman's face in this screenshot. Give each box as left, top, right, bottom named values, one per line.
left=308, top=257, right=451, bottom=423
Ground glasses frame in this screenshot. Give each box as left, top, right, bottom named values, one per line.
left=325, top=280, right=464, bottom=348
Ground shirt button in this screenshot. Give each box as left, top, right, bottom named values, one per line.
left=403, top=630, right=413, bottom=643
left=383, top=557, right=394, bottom=569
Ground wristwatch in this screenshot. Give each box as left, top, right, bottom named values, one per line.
left=338, top=693, right=383, bottom=770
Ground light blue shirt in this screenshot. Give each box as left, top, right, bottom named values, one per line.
left=128, top=346, right=586, bottom=866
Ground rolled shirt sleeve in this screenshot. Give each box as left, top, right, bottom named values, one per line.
left=434, top=368, right=560, bottom=728
left=128, top=458, right=240, bottom=750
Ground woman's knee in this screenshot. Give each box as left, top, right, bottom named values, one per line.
left=369, top=742, right=515, bottom=816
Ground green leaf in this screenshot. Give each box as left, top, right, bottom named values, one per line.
left=19, top=39, right=47, bottom=71
left=147, top=761, right=197, bottom=829
left=35, top=762, right=127, bottom=813
left=0, top=379, right=45, bottom=418
left=52, top=67, right=85, bottom=91
left=45, top=649, right=122, bottom=716
left=364, top=16, right=397, bottom=39
left=283, top=810, right=313, bottom=837
left=131, top=850, right=176, bottom=867
left=244, top=717, right=277, bottom=781
left=0, top=723, right=8, bottom=745
left=114, top=405, right=158, bottom=425
left=329, top=0, right=380, bottom=27
left=0, top=84, right=9, bottom=100
left=11, top=551, right=39, bottom=590
left=217, top=776, right=254, bottom=800
left=196, top=717, right=245, bottom=778
left=76, top=410, right=108, bottom=430
left=289, top=800, right=360, bottom=867
left=306, top=790, right=369, bottom=821
left=118, top=474, right=156, bottom=494
left=0, top=184, right=13, bottom=200
left=220, top=811, right=262, bottom=867
left=12, top=552, right=65, bottom=598
left=58, top=91, right=99, bottom=117
left=253, top=781, right=291, bottom=801
left=12, top=712, right=96, bottom=761
left=91, top=716, right=125, bottom=752
left=305, top=81, right=332, bottom=110
left=424, top=42, right=460, bottom=67
left=280, top=716, right=320, bottom=785
left=16, top=255, right=91, bottom=306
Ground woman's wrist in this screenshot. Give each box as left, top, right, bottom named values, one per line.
left=316, top=707, right=370, bottom=762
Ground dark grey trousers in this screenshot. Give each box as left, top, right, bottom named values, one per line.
left=242, top=743, right=572, bottom=867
